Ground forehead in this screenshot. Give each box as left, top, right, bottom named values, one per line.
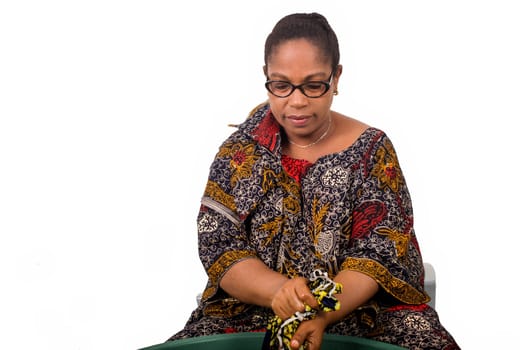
left=266, top=38, right=330, bottom=74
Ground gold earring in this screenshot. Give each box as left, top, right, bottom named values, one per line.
left=334, top=90, right=339, bottom=96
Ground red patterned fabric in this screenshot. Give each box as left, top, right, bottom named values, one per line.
left=281, top=154, right=312, bottom=184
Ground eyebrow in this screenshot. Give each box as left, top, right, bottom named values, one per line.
left=268, top=71, right=330, bottom=81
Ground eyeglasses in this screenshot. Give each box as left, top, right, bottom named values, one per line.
left=265, top=71, right=334, bottom=98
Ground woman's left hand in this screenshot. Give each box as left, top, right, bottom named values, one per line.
left=289, top=316, right=328, bottom=350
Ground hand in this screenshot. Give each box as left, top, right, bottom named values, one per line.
left=290, top=317, right=328, bottom=350
left=270, top=277, right=318, bottom=320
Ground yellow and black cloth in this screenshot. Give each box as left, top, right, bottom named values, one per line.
left=262, top=270, right=342, bottom=350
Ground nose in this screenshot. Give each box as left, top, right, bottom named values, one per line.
left=288, top=86, right=308, bottom=107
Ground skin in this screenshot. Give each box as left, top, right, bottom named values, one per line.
left=220, top=38, right=379, bottom=350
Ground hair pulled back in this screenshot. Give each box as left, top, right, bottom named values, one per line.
left=264, top=13, right=340, bottom=71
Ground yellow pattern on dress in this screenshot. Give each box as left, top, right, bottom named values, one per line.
left=204, top=180, right=237, bottom=212
left=261, top=217, right=284, bottom=246
left=341, top=257, right=429, bottom=304
left=310, top=197, right=330, bottom=259
left=217, top=142, right=260, bottom=188
left=376, top=227, right=410, bottom=258
left=203, top=250, right=257, bottom=301
left=370, top=139, right=403, bottom=193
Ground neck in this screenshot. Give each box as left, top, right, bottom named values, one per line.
left=288, top=116, right=332, bottom=149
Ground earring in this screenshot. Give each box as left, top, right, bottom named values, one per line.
left=334, top=90, right=339, bottom=96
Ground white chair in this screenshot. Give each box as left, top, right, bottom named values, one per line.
left=424, top=262, right=436, bottom=309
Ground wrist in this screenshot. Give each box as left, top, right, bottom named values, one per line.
left=310, top=312, right=331, bottom=331
left=316, top=309, right=338, bottom=327
left=267, top=276, right=289, bottom=308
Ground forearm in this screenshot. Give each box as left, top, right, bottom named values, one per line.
left=318, top=269, right=379, bottom=325
left=219, top=257, right=288, bottom=308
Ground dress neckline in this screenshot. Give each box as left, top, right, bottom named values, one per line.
left=281, top=127, right=378, bottom=184
left=282, top=127, right=376, bottom=164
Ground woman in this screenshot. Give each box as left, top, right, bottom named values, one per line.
left=168, top=13, right=459, bottom=350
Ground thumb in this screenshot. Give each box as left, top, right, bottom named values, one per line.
left=290, top=331, right=308, bottom=350
left=291, top=321, right=324, bottom=350
left=290, top=337, right=304, bottom=350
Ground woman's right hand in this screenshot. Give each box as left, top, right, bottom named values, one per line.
left=270, top=277, right=318, bottom=320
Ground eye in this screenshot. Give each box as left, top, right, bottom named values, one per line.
left=303, top=82, right=325, bottom=91
left=271, top=81, right=292, bottom=92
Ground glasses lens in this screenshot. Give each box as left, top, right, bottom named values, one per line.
left=302, top=82, right=329, bottom=98
left=266, top=81, right=293, bottom=97
left=265, top=78, right=331, bottom=98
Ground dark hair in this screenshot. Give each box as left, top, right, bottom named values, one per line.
left=264, top=13, right=340, bottom=71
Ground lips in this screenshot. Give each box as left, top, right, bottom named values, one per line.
left=285, top=115, right=310, bottom=127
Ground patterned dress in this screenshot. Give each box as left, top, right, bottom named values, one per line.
left=168, top=103, right=459, bottom=349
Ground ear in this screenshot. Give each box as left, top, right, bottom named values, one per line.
left=263, top=65, right=268, bottom=77
left=333, top=65, right=343, bottom=94
left=335, top=64, right=343, bottom=78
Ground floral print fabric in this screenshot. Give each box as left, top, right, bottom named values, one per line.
left=168, top=103, right=459, bottom=349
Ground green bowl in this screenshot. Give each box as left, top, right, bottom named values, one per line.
left=140, top=332, right=405, bottom=349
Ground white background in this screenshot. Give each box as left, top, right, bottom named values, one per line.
left=1, top=1, right=523, bottom=349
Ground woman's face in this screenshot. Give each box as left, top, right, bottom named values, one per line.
left=264, top=38, right=340, bottom=143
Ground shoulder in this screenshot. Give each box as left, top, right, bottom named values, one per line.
left=221, top=102, right=270, bottom=141
left=333, top=111, right=369, bottom=132
left=333, top=111, right=396, bottom=144
left=331, top=112, right=378, bottom=150
left=330, top=112, right=405, bottom=165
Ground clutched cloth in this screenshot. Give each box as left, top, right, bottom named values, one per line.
left=262, top=270, right=342, bottom=350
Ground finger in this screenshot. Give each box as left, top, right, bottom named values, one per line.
left=283, top=286, right=308, bottom=315
left=297, top=290, right=318, bottom=311
left=290, top=336, right=305, bottom=350
left=290, top=322, right=311, bottom=349
left=292, top=334, right=320, bottom=350
left=293, top=319, right=324, bottom=350
left=274, top=278, right=315, bottom=318
left=291, top=335, right=319, bottom=350
left=274, top=298, right=300, bottom=319
left=272, top=298, right=293, bottom=319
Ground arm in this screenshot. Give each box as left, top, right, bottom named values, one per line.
left=220, top=257, right=318, bottom=319
left=319, top=269, right=379, bottom=325
left=220, top=257, right=287, bottom=308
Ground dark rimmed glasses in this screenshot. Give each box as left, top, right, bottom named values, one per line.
left=265, top=71, right=334, bottom=98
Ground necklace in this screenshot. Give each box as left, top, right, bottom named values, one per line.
left=287, top=116, right=332, bottom=149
